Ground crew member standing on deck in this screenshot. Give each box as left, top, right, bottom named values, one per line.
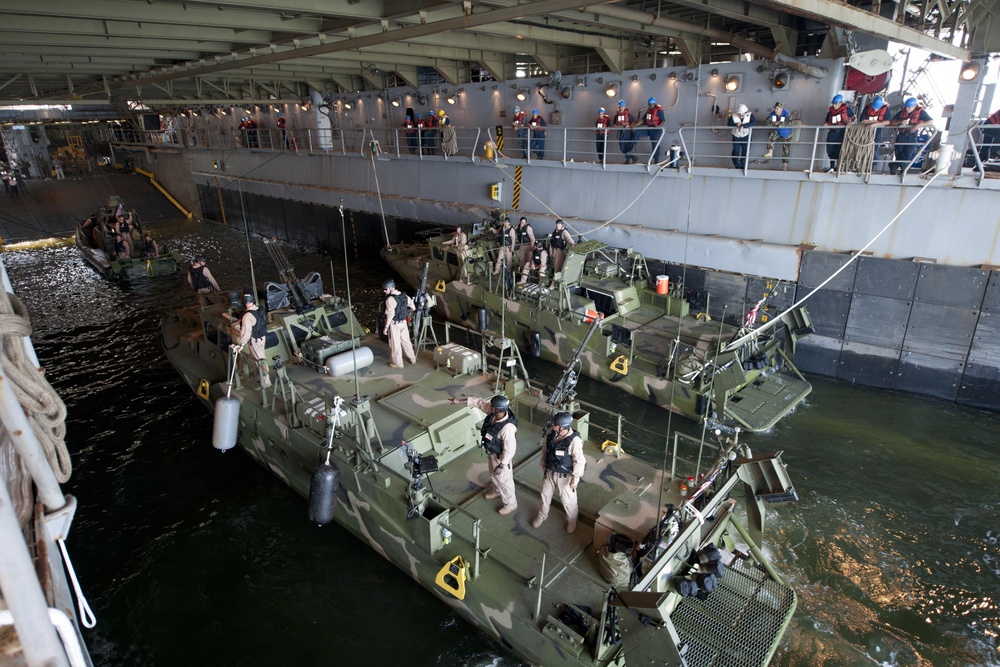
left=549, top=219, right=575, bottom=277
left=613, top=100, right=636, bottom=164
left=532, top=412, right=585, bottom=533
left=520, top=240, right=548, bottom=284
left=451, top=394, right=519, bottom=515
left=382, top=279, right=416, bottom=369
left=595, top=107, right=612, bottom=163
left=823, top=94, right=854, bottom=172
left=441, top=224, right=470, bottom=282
left=187, top=255, right=220, bottom=294
left=515, top=216, right=536, bottom=271
left=231, top=294, right=271, bottom=388
left=493, top=217, right=516, bottom=276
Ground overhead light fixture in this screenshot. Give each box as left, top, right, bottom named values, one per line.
left=391, top=97, right=401, bottom=107
left=711, top=68, right=719, bottom=78
left=516, top=88, right=529, bottom=101
left=724, top=74, right=742, bottom=92
left=772, top=72, right=789, bottom=90
left=560, top=86, right=572, bottom=100
left=343, top=100, right=352, bottom=109
left=447, top=94, right=458, bottom=105
left=605, top=82, right=619, bottom=97
left=959, top=61, right=981, bottom=81
left=631, top=75, right=639, bottom=83
left=669, top=72, right=677, bottom=81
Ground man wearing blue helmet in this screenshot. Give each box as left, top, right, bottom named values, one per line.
left=890, top=97, right=934, bottom=173
left=633, top=96, right=665, bottom=163
left=764, top=102, right=792, bottom=168
left=860, top=96, right=891, bottom=170
left=822, top=94, right=855, bottom=172
left=595, top=106, right=612, bottom=162
left=612, top=99, right=636, bottom=163
left=529, top=109, right=546, bottom=160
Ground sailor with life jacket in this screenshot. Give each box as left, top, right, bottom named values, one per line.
left=532, top=412, right=585, bottom=533
left=187, top=255, right=221, bottom=294
left=548, top=219, right=576, bottom=277
left=822, top=94, right=855, bottom=173
left=511, top=106, right=529, bottom=158
left=231, top=293, right=271, bottom=389
left=595, top=107, right=612, bottom=163
left=613, top=100, right=636, bottom=163
left=382, top=279, right=417, bottom=369
left=520, top=239, right=548, bottom=284
left=493, top=217, right=517, bottom=276
left=451, top=394, right=519, bottom=515
left=515, top=216, right=536, bottom=271
left=633, top=97, right=665, bottom=163
left=890, top=97, right=934, bottom=171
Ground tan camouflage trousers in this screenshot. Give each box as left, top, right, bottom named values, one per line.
left=536, top=471, right=577, bottom=523
left=489, top=454, right=517, bottom=509
left=387, top=320, right=416, bottom=366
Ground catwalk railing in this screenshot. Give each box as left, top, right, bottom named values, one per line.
left=108, top=122, right=1000, bottom=182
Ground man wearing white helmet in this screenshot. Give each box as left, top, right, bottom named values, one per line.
left=511, top=106, right=528, bottom=158
left=595, top=106, right=612, bottom=162
left=728, top=104, right=756, bottom=169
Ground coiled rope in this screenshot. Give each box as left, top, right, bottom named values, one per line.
left=0, top=289, right=71, bottom=483
left=838, top=123, right=879, bottom=182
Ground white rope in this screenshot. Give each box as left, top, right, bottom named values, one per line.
left=57, top=538, right=96, bottom=629
left=0, top=290, right=71, bottom=482
left=838, top=124, right=878, bottom=182
left=723, top=170, right=943, bottom=353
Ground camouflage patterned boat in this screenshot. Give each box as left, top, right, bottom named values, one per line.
left=160, top=241, right=799, bottom=666
left=382, top=228, right=814, bottom=431
left=74, top=196, right=181, bottom=281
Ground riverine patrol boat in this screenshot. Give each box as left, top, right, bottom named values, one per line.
left=75, top=196, right=180, bottom=281
left=382, top=225, right=814, bottom=431
left=161, top=238, right=799, bottom=666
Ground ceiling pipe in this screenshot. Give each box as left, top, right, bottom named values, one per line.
left=580, top=4, right=828, bottom=79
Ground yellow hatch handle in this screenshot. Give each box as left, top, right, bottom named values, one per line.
left=696, top=312, right=712, bottom=322
left=434, top=555, right=468, bottom=600
left=610, top=355, right=629, bottom=375
left=196, top=379, right=211, bottom=400
left=434, top=279, right=447, bottom=293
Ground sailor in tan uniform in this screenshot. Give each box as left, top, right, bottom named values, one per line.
left=453, top=394, right=518, bottom=515
left=532, top=412, right=585, bottom=533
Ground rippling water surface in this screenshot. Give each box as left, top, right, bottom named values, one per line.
left=4, top=219, right=998, bottom=666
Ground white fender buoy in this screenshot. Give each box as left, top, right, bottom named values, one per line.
left=212, top=396, right=240, bottom=451
left=325, top=346, right=374, bottom=377
left=308, top=463, right=340, bottom=525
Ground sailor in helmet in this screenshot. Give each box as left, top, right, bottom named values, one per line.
left=381, top=279, right=416, bottom=368
left=452, top=394, right=519, bottom=515
left=511, top=105, right=528, bottom=158
left=728, top=103, right=755, bottom=169
left=532, top=412, right=585, bottom=533
left=823, top=94, right=855, bottom=172
left=231, top=293, right=271, bottom=388
left=595, top=106, right=612, bottom=162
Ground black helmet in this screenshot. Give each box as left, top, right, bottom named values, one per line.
left=243, top=293, right=255, bottom=305
left=490, top=395, right=510, bottom=411
left=382, top=279, right=395, bottom=291
left=552, top=412, right=573, bottom=428
left=195, top=255, right=207, bottom=264
left=555, top=219, right=564, bottom=227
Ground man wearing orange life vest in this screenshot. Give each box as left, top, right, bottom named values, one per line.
left=633, top=97, right=665, bottom=163
left=529, top=109, right=546, bottom=160
left=403, top=115, right=417, bottom=154
left=511, top=106, right=528, bottom=158
left=890, top=97, right=934, bottom=172
left=859, top=96, right=890, bottom=170
left=822, top=94, right=855, bottom=172
left=613, top=100, right=636, bottom=164
left=595, top=107, right=612, bottom=163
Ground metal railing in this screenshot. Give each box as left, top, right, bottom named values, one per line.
left=967, top=123, right=1000, bottom=183
left=109, top=122, right=997, bottom=181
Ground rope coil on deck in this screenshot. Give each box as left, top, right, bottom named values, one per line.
left=839, top=124, right=879, bottom=182
left=0, top=289, right=71, bottom=483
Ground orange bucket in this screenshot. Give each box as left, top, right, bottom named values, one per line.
left=655, top=275, right=669, bottom=295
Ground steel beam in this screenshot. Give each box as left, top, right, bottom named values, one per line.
left=746, top=0, right=970, bottom=59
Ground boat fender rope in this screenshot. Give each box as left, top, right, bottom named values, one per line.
left=57, top=538, right=96, bottom=628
